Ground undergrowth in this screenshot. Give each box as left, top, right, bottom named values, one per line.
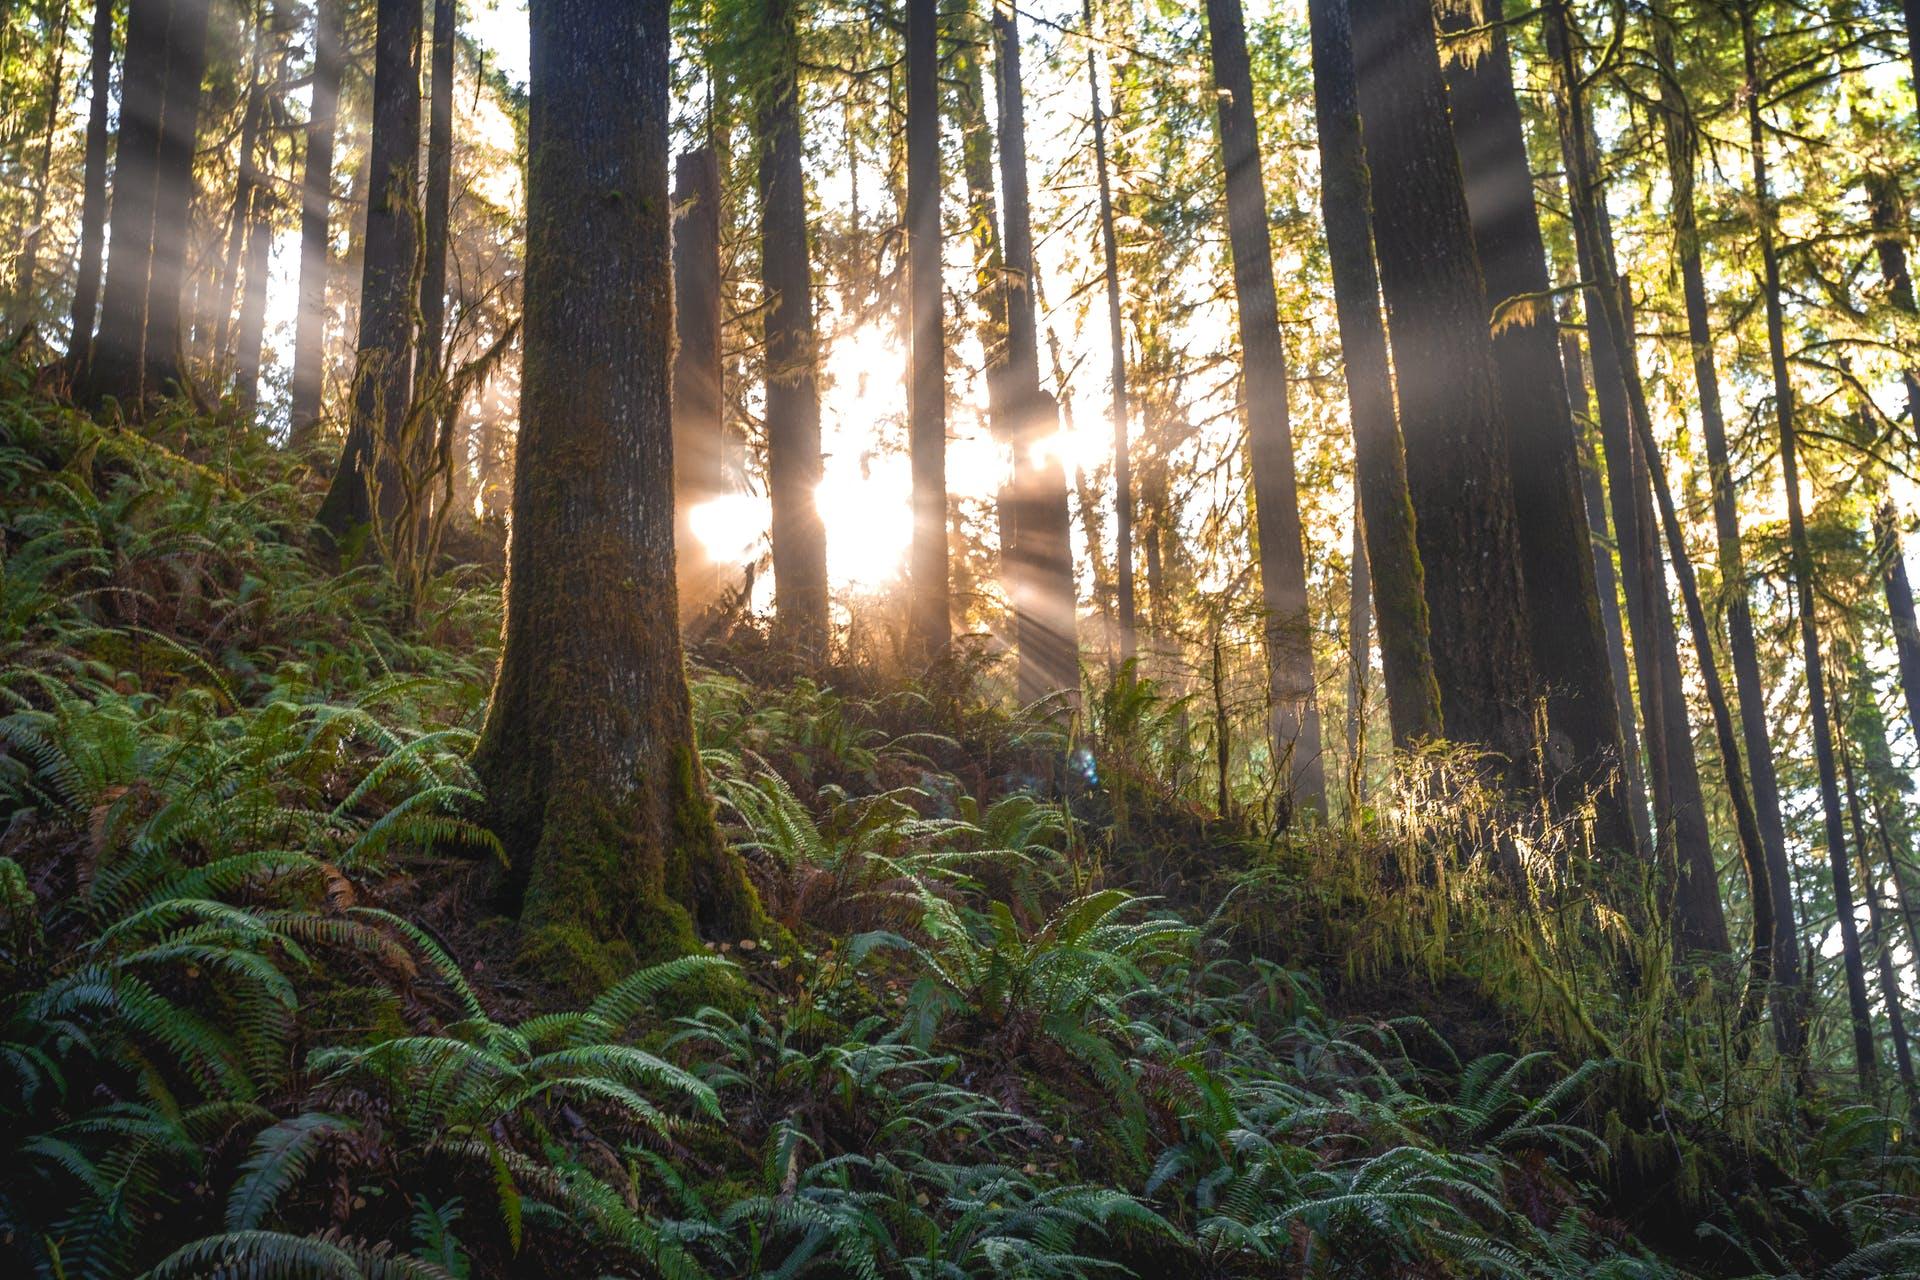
left=0, top=362, right=1916, bottom=1276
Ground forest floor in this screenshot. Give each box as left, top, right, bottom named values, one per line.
left=2, top=359, right=1918, bottom=1277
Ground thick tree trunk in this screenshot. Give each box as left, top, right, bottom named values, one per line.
left=1206, top=0, right=1324, bottom=818
left=317, top=0, right=422, bottom=542
left=994, top=0, right=1078, bottom=703
left=474, top=0, right=761, bottom=984
left=673, top=145, right=725, bottom=617
left=1086, top=0, right=1134, bottom=662
left=66, top=0, right=116, bottom=364
left=9, top=4, right=67, bottom=335
left=1349, top=0, right=1538, bottom=782
left=84, top=0, right=212, bottom=411
left=906, top=0, right=949, bottom=660
left=289, top=0, right=343, bottom=446
left=1561, top=331, right=1654, bottom=859
left=1543, top=6, right=1724, bottom=952
left=1438, top=0, right=1632, bottom=853
left=756, top=0, right=828, bottom=652
left=1738, top=0, right=1873, bottom=1084
left=1306, top=0, right=1440, bottom=748
left=1653, top=13, right=1802, bottom=1038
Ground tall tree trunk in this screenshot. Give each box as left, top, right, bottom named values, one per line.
left=906, top=0, right=949, bottom=659
left=1206, top=0, right=1324, bottom=818
left=995, top=0, right=1078, bottom=703
left=210, top=26, right=267, bottom=368
left=84, top=0, right=212, bottom=410
left=1305, top=0, right=1440, bottom=748
left=1438, top=0, right=1632, bottom=853
left=317, top=0, right=423, bottom=542
left=1652, top=10, right=1802, bottom=1036
left=1905, top=0, right=1920, bottom=109
left=1560, top=332, right=1652, bottom=857
left=289, top=0, right=343, bottom=446
left=1086, top=0, right=1134, bottom=662
left=419, top=0, right=455, bottom=385
left=1543, top=6, right=1724, bottom=953
left=757, top=0, right=828, bottom=652
left=1349, top=0, right=1538, bottom=782
left=66, top=0, right=116, bottom=364
left=1866, top=176, right=1920, bottom=426
left=142, top=0, right=210, bottom=396
left=1347, top=509, right=1371, bottom=806
left=233, top=190, right=272, bottom=415
left=673, top=145, right=725, bottom=616
left=1876, top=504, right=1920, bottom=752
left=473, top=0, right=761, bottom=981
left=1738, top=0, right=1874, bottom=1084
left=1842, top=719, right=1917, bottom=1106
left=9, top=0, right=68, bottom=335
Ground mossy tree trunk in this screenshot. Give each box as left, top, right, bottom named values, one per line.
left=673, top=145, right=726, bottom=618
left=1350, top=0, right=1539, bottom=783
left=475, top=0, right=761, bottom=987
left=1305, top=0, right=1442, bottom=749
left=1206, top=0, right=1324, bottom=818
left=756, top=0, right=829, bottom=653
left=1438, top=0, right=1633, bottom=855
left=289, top=0, right=343, bottom=447
left=317, top=0, right=422, bottom=542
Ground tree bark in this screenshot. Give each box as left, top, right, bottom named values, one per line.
left=906, top=0, right=949, bottom=659
left=210, top=31, right=268, bottom=368
left=756, top=0, right=828, bottom=652
left=1438, top=0, right=1632, bottom=853
left=84, top=0, right=212, bottom=411
left=1347, top=509, right=1371, bottom=805
left=1306, top=0, right=1442, bottom=749
left=289, top=0, right=343, bottom=446
left=66, top=0, right=116, bottom=364
left=1542, top=4, right=1725, bottom=953
left=994, top=0, right=1078, bottom=703
left=1086, top=0, right=1134, bottom=662
left=233, top=189, right=273, bottom=416
left=420, top=0, right=455, bottom=384
left=1350, top=0, right=1538, bottom=783
left=1652, top=10, right=1802, bottom=1037
left=317, top=0, right=422, bottom=542
left=1842, top=716, right=1917, bottom=1106
left=474, top=0, right=761, bottom=984
left=1738, top=0, right=1873, bottom=1084
left=673, top=146, right=725, bottom=617
left=1206, top=0, right=1324, bottom=818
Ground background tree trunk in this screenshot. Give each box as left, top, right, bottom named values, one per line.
left=1206, top=0, right=1324, bottom=818
left=474, top=0, right=760, bottom=984
left=233, top=191, right=273, bottom=415
left=141, top=0, right=211, bottom=398
left=673, top=145, right=725, bottom=616
left=66, top=0, right=116, bottom=365
left=906, top=0, right=949, bottom=660
left=1350, top=0, right=1538, bottom=781
left=9, top=1, right=68, bottom=335
left=318, top=0, right=423, bottom=542
left=757, top=0, right=829, bottom=652
left=289, top=0, right=343, bottom=446
left=1086, top=0, right=1133, bottom=663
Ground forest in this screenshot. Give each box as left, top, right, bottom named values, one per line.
left=6, top=0, right=1920, bottom=1272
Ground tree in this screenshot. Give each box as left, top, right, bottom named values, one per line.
left=474, top=0, right=761, bottom=981
left=418, top=0, right=456, bottom=426
left=906, top=0, right=949, bottom=659
left=1305, top=0, right=1442, bottom=749
left=1205, top=0, right=1324, bottom=818
left=66, top=0, right=116, bottom=365
left=1349, top=0, right=1538, bottom=781
left=317, top=0, right=423, bottom=541
left=674, top=145, right=726, bottom=616
left=83, top=0, right=213, bottom=410
left=994, top=0, right=1078, bottom=704
left=1086, top=0, right=1134, bottom=662
left=756, top=0, right=829, bottom=652
left=1437, top=0, right=1633, bottom=853
left=1650, top=7, right=1802, bottom=1036
left=8, top=0, right=68, bottom=335
left=1738, top=0, right=1873, bottom=1083
left=289, top=0, right=344, bottom=446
